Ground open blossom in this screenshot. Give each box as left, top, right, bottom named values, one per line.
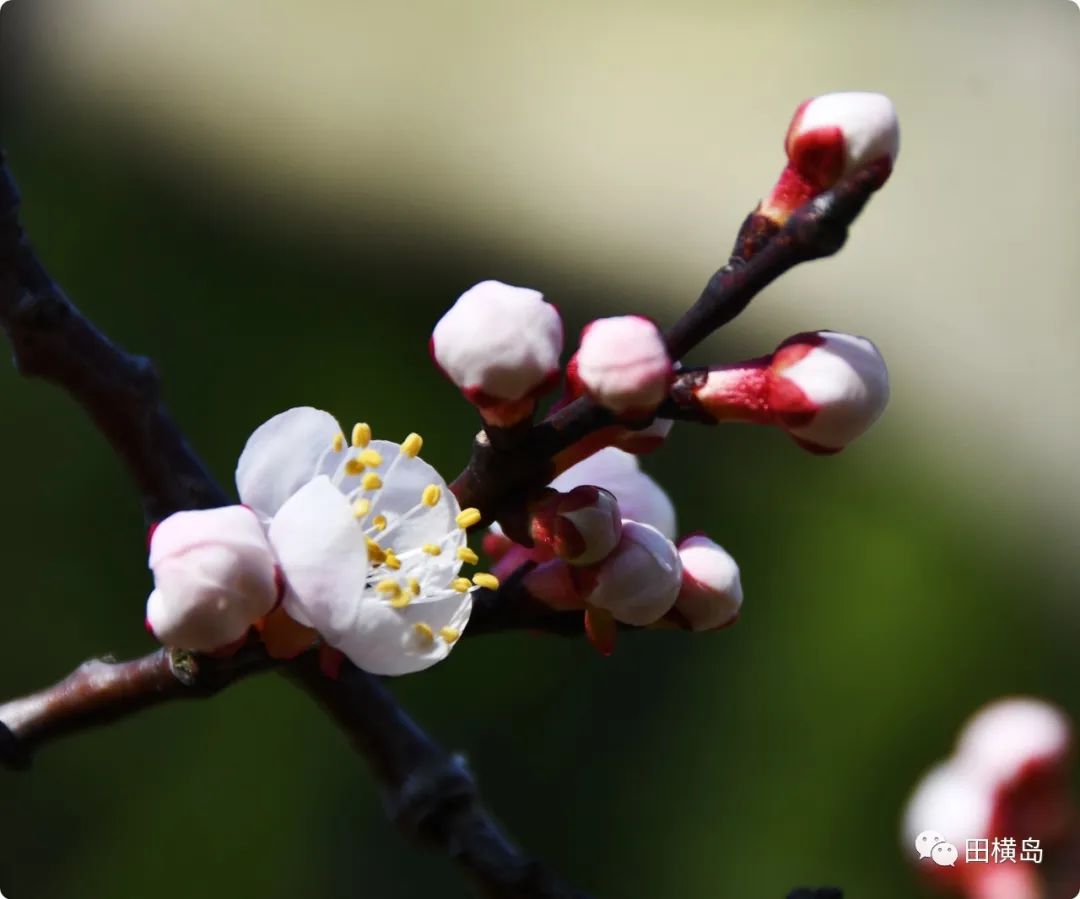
left=760, top=91, right=899, bottom=224
left=671, top=534, right=743, bottom=630
left=549, top=446, right=676, bottom=540
left=430, top=280, right=563, bottom=426
left=691, top=330, right=889, bottom=453
left=146, top=505, right=280, bottom=652
left=236, top=407, right=495, bottom=676
left=570, top=316, right=673, bottom=416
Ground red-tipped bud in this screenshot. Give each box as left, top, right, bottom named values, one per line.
left=693, top=331, right=889, bottom=453
left=673, top=535, right=743, bottom=630
left=581, top=520, right=682, bottom=626
left=550, top=447, right=676, bottom=539
left=431, top=280, right=563, bottom=426
left=146, top=505, right=279, bottom=652
left=570, top=316, right=673, bottom=417
left=760, top=92, right=899, bottom=224
left=530, top=485, right=622, bottom=566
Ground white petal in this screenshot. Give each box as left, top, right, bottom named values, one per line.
left=268, top=476, right=368, bottom=639
left=236, top=407, right=343, bottom=520
left=335, top=591, right=472, bottom=676
left=366, top=440, right=464, bottom=553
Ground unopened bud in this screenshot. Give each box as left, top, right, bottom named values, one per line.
left=146, top=505, right=280, bottom=651
left=530, top=485, right=622, bottom=566
left=431, top=280, right=563, bottom=426
left=582, top=520, right=682, bottom=626
left=571, top=316, right=672, bottom=416
left=673, top=534, right=743, bottom=630
left=760, top=92, right=899, bottom=224
left=550, top=447, right=676, bottom=539
left=693, top=331, right=889, bottom=454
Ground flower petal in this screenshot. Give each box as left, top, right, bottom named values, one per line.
left=334, top=591, right=472, bottom=676
left=268, top=476, right=368, bottom=640
left=236, top=407, right=343, bottom=520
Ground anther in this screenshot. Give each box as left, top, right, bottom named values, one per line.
left=439, top=627, right=461, bottom=644
left=451, top=577, right=472, bottom=593
left=358, top=449, right=383, bottom=468
left=456, top=508, right=482, bottom=529
left=332, top=432, right=346, bottom=452
left=457, top=547, right=479, bottom=565
left=362, top=473, right=383, bottom=490
left=472, top=573, right=500, bottom=590
left=353, top=498, right=371, bottom=519
left=352, top=423, right=372, bottom=448
left=413, top=622, right=436, bottom=645
left=422, top=485, right=441, bottom=506
left=401, top=433, right=423, bottom=457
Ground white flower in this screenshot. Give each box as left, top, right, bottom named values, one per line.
left=786, top=92, right=900, bottom=185
left=902, top=759, right=994, bottom=856
left=549, top=446, right=676, bottom=540
left=583, top=520, right=682, bottom=626
left=146, top=505, right=279, bottom=652
left=236, top=407, right=492, bottom=676
left=955, top=698, right=1072, bottom=788
left=572, top=316, right=672, bottom=416
left=770, top=331, right=890, bottom=453
left=674, top=534, right=743, bottom=630
left=431, top=280, right=563, bottom=425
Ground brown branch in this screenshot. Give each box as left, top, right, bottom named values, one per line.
left=0, top=152, right=593, bottom=898
left=0, top=642, right=280, bottom=769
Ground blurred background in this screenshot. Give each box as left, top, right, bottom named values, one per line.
left=1, top=0, right=1078, bottom=896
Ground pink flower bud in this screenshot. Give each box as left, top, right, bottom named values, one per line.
left=760, top=92, right=899, bottom=223
left=673, top=534, right=743, bottom=630
left=146, top=505, right=280, bottom=651
left=570, top=316, right=673, bottom=416
left=530, top=485, right=622, bottom=566
left=431, top=280, right=563, bottom=425
left=581, top=520, right=682, bottom=626
left=693, top=331, right=889, bottom=454
left=550, top=446, right=676, bottom=540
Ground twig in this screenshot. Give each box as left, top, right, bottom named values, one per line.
left=0, top=152, right=592, bottom=898
left=0, top=642, right=279, bottom=769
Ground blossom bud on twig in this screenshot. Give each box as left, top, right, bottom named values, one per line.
left=550, top=446, right=676, bottom=539
left=672, top=534, right=743, bottom=630
left=760, top=91, right=899, bottom=225
left=580, top=520, right=682, bottom=627
left=529, top=485, right=622, bottom=567
left=569, top=316, right=673, bottom=417
left=691, top=331, right=889, bottom=454
left=431, top=279, right=563, bottom=426
left=146, top=505, right=281, bottom=652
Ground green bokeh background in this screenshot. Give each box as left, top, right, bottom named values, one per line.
left=1, top=2, right=1078, bottom=898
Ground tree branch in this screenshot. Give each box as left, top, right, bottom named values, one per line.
left=0, top=152, right=592, bottom=898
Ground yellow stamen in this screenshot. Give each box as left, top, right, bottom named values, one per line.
left=401, top=433, right=423, bottom=457
left=422, top=544, right=442, bottom=556
left=422, top=485, right=441, bottom=507
left=439, top=627, right=460, bottom=645
left=344, top=458, right=366, bottom=477
left=390, top=593, right=412, bottom=609
left=372, top=514, right=388, bottom=532
left=384, top=549, right=401, bottom=570
left=472, top=573, right=500, bottom=590
left=362, top=473, right=383, bottom=490
left=457, top=547, right=479, bottom=565
left=366, top=540, right=386, bottom=564
left=407, top=577, right=421, bottom=596
left=351, top=423, right=372, bottom=448
left=456, top=508, right=481, bottom=529
left=358, top=448, right=383, bottom=468
left=331, top=432, right=345, bottom=453
left=375, top=579, right=400, bottom=594
left=451, top=577, right=472, bottom=593
left=352, top=498, right=371, bottom=519
left=413, top=622, right=435, bottom=645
